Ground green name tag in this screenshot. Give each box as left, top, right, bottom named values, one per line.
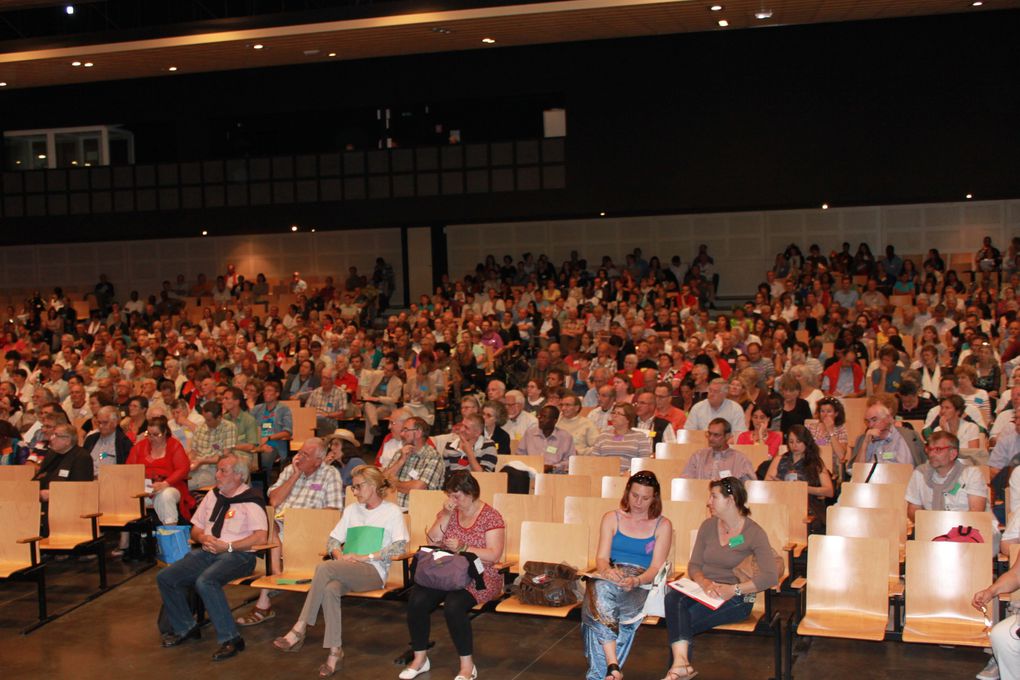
left=948, top=482, right=961, bottom=496
left=881, top=451, right=895, bottom=461
left=728, top=534, right=745, bottom=548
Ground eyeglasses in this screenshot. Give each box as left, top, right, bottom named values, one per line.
left=927, top=445, right=956, bottom=454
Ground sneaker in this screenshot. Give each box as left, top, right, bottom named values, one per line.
left=977, top=656, right=1000, bottom=680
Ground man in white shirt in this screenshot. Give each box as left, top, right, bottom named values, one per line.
left=990, top=386, right=1020, bottom=445
left=586, top=384, right=615, bottom=432
left=557, top=394, right=599, bottom=455
left=684, top=379, right=747, bottom=434
left=501, top=390, right=538, bottom=443
left=906, top=431, right=989, bottom=521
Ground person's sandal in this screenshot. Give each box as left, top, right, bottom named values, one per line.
left=318, top=649, right=343, bottom=677
left=235, top=606, right=275, bottom=626
left=272, top=628, right=305, bottom=652
left=605, top=663, right=623, bottom=680
left=662, top=664, right=697, bottom=680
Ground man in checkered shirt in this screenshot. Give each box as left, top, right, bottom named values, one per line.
left=304, top=366, right=348, bottom=436
left=187, top=402, right=238, bottom=490
left=235, top=437, right=342, bottom=627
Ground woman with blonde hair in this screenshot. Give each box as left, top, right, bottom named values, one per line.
left=272, top=464, right=408, bottom=677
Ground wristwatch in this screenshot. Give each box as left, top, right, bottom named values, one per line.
left=369, top=552, right=376, bottom=561
left=227, top=542, right=234, bottom=553
left=733, top=583, right=743, bottom=597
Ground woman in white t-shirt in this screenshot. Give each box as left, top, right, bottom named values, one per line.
left=925, top=395, right=981, bottom=449
left=272, top=465, right=409, bottom=677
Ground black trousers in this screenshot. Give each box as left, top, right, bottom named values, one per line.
left=406, top=585, right=477, bottom=656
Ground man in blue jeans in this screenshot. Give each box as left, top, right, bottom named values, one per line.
left=157, top=454, right=268, bottom=661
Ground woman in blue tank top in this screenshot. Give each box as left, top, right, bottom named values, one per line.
left=581, top=471, right=673, bottom=680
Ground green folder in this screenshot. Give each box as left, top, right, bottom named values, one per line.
left=343, top=526, right=384, bottom=555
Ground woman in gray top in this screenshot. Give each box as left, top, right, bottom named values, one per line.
left=660, top=477, right=779, bottom=680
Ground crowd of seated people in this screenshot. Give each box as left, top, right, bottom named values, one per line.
left=2, top=235, right=1020, bottom=677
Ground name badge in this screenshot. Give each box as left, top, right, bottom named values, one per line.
left=310, top=483, right=323, bottom=491
left=720, top=469, right=732, bottom=479
left=408, top=469, right=420, bottom=480
left=545, top=445, right=558, bottom=454
left=261, top=422, right=273, bottom=434
left=881, top=451, right=896, bottom=461
left=728, top=534, right=745, bottom=548
left=647, top=430, right=656, bottom=438
left=212, top=443, right=221, bottom=451
left=948, top=482, right=962, bottom=496
left=225, top=509, right=236, bottom=519
left=58, top=469, right=70, bottom=478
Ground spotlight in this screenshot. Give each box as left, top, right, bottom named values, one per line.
left=168, top=66, right=178, bottom=72
left=253, top=43, right=264, bottom=49
left=0, top=82, right=6, bottom=87
left=66, top=5, right=75, bottom=15
left=755, top=9, right=773, bottom=19
left=821, top=203, right=829, bottom=210
left=482, top=38, right=496, bottom=44
left=291, top=225, right=298, bottom=232
left=718, top=19, right=729, bottom=26
left=710, top=4, right=723, bottom=10
left=72, top=61, right=81, bottom=66
left=84, top=62, right=94, bottom=67
left=966, top=193, right=973, bottom=199
left=328, top=52, right=336, bottom=57
left=201, top=230, right=208, bottom=236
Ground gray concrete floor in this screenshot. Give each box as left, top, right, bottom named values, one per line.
left=0, top=547, right=993, bottom=679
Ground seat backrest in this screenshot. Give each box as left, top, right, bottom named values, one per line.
left=47, top=481, right=100, bottom=541
left=568, top=457, right=621, bottom=495
left=673, top=430, right=706, bottom=445
left=0, top=499, right=41, bottom=569
left=280, top=400, right=301, bottom=412
left=535, top=474, right=592, bottom=521
left=746, top=502, right=790, bottom=568
left=805, top=535, right=889, bottom=618
left=905, top=540, right=992, bottom=630
left=840, top=398, right=869, bottom=447
left=670, top=478, right=711, bottom=506
left=563, top=496, right=618, bottom=570
left=656, top=442, right=701, bottom=466
left=496, top=455, right=544, bottom=477
left=0, top=466, right=36, bottom=482
left=291, top=407, right=318, bottom=443
left=493, top=493, right=553, bottom=565
left=280, top=507, right=342, bottom=572
left=825, top=506, right=899, bottom=580
left=471, top=471, right=508, bottom=505
left=601, top=475, right=628, bottom=499
left=731, top=444, right=771, bottom=470
left=850, top=462, right=914, bottom=485
left=518, top=520, right=589, bottom=573
left=630, top=457, right=686, bottom=486
left=0, top=480, right=40, bottom=506
left=838, top=482, right=908, bottom=543
left=660, top=500, right=708, bottom=573
left=98, top=464, right=146, bottom=520
left=912, top=509, right=995, bottom=544
left=406, top=489, right=449, bottom=550
left=745, top=480, right=808, bottom=546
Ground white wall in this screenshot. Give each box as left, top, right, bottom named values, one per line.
left=445, top=199, right=1020, bottom=298
left=0, top=227, right=404, bottom=306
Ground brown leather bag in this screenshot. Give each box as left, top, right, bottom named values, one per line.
left=514, top=561, right=581, bottom=607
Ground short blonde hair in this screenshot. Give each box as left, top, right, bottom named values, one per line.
left=351, top=464, right=391, bottom=499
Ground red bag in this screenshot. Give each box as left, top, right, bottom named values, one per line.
left=932, top=525, right=984, bottom=543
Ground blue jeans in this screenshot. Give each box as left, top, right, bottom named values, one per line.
left=663, top=588, right=753, bottom=652
left=156, top=548, right=256, bottom=643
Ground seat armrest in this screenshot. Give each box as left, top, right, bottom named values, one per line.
left=251, top=542, right=281, bottom=551
left=789, top=577, right=806, bottom=590
left=132, top=492, right=150, bottom=499
left=80, top=512, right=103, bottom=519
left=17, top=535, right=43, bottom=544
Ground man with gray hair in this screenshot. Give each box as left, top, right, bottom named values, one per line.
left=502, top=389, right=538, bottom=442
left=236, top=437, right=342, bottom=627
left=854, top=402, right=914, bottom=465
left=684, top=378, right=747, bottom=434
left=83, top=404, right=133, bottom=474
left=305, top=366, right=348, bottom=436
left=486, top=379, right=507, bottom=403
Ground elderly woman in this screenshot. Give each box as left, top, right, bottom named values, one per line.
left=121, top=395, right=149, bottom=443
left=273, top=465, right=408, bottom=677
left=661, top=477, right=779, bottom=680
left=400, top=472, right=505, bottom=680
left=125, top=415, right=194, bottom=523
left=582, top=471, right=673, bottom=680
left=481, top=400, right=511, bottom=454
left=323, top=428, right=366, bottom=488
left=591, top=403, right=653, bottom=473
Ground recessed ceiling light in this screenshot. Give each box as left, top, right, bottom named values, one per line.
left=710, top=4, right=723, bottom=10
left=37, top=154, right=47, bottom=159
left=201, top=230, right=208, bottom=236
left=821, top=203, right=829, bottom=210
left=328, top=52, right=336, bottom=57
left=168, top=66, right=177, bottom=71
left=599, top=211, right=606, bottom=216
left=972, top=1, right=983, bottom=5
left=65, top=4, right=74, bottom=15
left=0, top=82, right=6, bottom=87
left=311, top=229, right=316, bottom=233
left=71, top=61, right=81, bottom=66
left=966, top=193, right=973, bottom=199
left=718, top=19, right=729, bottom=26
left=754, top=9, right=773, bottom=19
left=482, top=37, right=496, bottom=44
left=83, top=62, right=94, bottom=67
left=253, top=43, right=264, bottom=49
left=291, top=225, right=298, bottom=232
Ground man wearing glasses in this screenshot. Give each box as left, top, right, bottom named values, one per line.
left=906, top=432, right=989, bottom=521
left=682, top=418, right=755, bottom=481
left=855, top=403, right=914, bottom=465
left=382, top=416, right=444, bottom=509
left=33, top=422, right=94, bottom=502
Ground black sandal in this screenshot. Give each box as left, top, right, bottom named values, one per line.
left=605, top=663, right=623, bottom=680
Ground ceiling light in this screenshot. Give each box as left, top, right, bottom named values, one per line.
left=718, top=19, right=729, bottom=26
left=311, top=229, right=316, bottom=233
left=599, top=211, right=606, bottom=216
left=710, top=4, right=723, bottom=10
left=168, top=66, right=177, bottom=71
left=201, top=230, right=208, bottom=236
left=37, top=154, right=47, bottom=159
left=328, top=52, right=336, bottom=57
left=0, top=82, right=6, bottom=87
left=71, top=61, right=81, bottom=66
left=482, top=38, right=496, bottom=44
left=821, top=203, right=829, bottom=210
left=84, top=62, right=94, bottom=67
left=755, top=9, right=773, bottom=19
left=65, top=4, right=74, bottom=15
left=972, top=1, right=983, bottom=5
left=966, top=193, right=973, bottom=199
left=291, top=225, right=298, bottom=232
left=253, top=43, right=264, bottom=49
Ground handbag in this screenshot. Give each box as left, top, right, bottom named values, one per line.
left=155, top=525, right=192, bottom=565
left=933, top=525, right=985, bottom=543
left=514, top=561, right=581, bottom=607
left=628, top=560, right=672, bottom=622
left=411, top=547, right=484, bottom=591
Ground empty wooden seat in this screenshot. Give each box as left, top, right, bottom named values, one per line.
left=630, top=457, right=686, bottom=485
left=0, top=500, right=46, bottom=621
left=535, top=474, right=592, bottom=521
left=673, top=430, right=706, bottom=445
left=0, top=480, right=40, bottom=506
left=493, top=493, right=554, bottom=566
left=902, top=540, right=992, bottom=647
left=250, top=507, right=341, bottom=593
left=39, top=481, right=106, bottom=588
left=745, top=480, right=809, bottom=553
left=850, top=462, right=915, bottom=486
left=289, top=407, right=318, bottom=450
left=838, top=482, right=909, bottom=544
left=655, top=442, right=702, bottom=468
left=601, top=475, right=628, bottom=499
left=403, top=489, right=448, bottom=552
left=0, top=466, right=36, bottom=482
left=840, top=398, right=869, bottom=446
left=568, top=456, right=621, bottom=496
left=731, top=444, right=771, bottom=471
left=564, top=495, right=619, bottom=570
left=912, top=509, right=995, bottom=544
left=495, top=521, right=589, bottom=617
left=659, top=500, right=709, bottom=575
left=471, top=471, right=508, bottom=505
left=797, top=535, right=890, bottom=641
left=670, top=478, right=711, bottom=507
left=98, top=464, right=147, bottom=527
left=826, top=506, right=901, bottom=584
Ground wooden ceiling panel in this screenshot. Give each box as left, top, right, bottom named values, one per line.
left=0, top=0, right=1015, bottom=89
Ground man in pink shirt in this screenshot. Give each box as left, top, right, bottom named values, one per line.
left=157, top=454, right=268, bottom=661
